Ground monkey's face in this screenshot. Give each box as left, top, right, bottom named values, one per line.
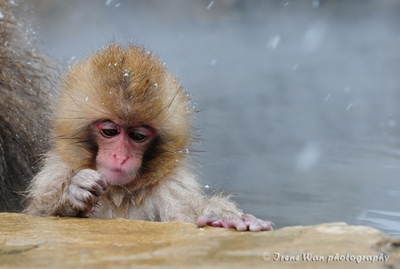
left=93, top=120, right=155, bottom=185
left=54, top=45, right=193, bottom=188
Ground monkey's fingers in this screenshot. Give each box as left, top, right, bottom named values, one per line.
left=243, top=214, right=273, bottom=231
left=90, top=172, right=108, bottom=192
left=82, top=181, right=107, bottom=198
left=196, top=215, right=248, bottom=231
left=197, top=214, right=273, bottom=232
left=221, top=217, right=248, bottom=231
left=66, top=184, right=98, bottom=212
left=73, top=169, right=108, bottom=197
left=196, top=214, right=221, bottom=227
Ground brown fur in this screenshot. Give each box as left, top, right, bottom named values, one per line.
left=54, top=44, right=194, bottom=203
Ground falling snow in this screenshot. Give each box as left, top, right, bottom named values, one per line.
left=325, top=93, right=331, bottom=101
left=295, top=144, right=321, bottom=172
left=312, top=0, right=320, bottom=8
left=346, top=103, right=353, bottom=110
left=267, top=35, right=281, bottom=49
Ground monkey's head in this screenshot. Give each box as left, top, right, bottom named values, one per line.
left=53, top=44, right=194, bottom=190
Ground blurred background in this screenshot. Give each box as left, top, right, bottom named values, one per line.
left=22, top=0, right=400, bottom=235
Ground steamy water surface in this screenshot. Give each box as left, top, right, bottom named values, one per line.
left=24, top=0, right=400, bottom=235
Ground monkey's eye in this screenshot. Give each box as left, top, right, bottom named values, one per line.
left=130, top=132, right=147, bottom=142
left=129, top=127, right=153, bottom=143
left=96, top=121, right=120, bottom=138
left=101, top=128, right=119, bottom=137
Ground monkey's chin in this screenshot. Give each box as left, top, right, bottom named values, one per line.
left=98, top=168, right=134, bottom=186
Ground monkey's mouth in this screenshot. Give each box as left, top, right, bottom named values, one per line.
left=99, top=167, right=135, bottom=185
left=109, top=169, right=126, bottom=175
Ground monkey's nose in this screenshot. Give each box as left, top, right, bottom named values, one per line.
left=113, top=154, right=130, bottom=165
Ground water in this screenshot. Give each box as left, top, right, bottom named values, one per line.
left=25, top=0, right=400, bottom=235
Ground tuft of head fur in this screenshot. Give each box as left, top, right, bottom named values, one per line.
left=53, top=43, right=195, bottom=197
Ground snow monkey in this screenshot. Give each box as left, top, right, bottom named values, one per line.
left=24, top=44, right=272, bottom=232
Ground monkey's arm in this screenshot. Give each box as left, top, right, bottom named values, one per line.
left=150, top=169, right=204, bottom=223
left=24, top=155, right=107, bottom=217
left=153, top=170, right=272, bottom=231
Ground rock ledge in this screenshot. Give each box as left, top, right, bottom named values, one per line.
left=0, top=213, right=398, bottom=268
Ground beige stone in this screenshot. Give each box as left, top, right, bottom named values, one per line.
left=0, top=213, right=398, bottom=268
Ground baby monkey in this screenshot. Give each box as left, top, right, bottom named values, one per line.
left=25, top=44, right=272, bottom=232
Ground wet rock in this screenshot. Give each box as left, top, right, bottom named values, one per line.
left=0, top=213, right=398, bottom=268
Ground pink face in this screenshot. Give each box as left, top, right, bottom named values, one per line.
left=94, top=121, right=155, bottom=185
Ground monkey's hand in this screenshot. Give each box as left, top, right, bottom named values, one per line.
left=58, top=169, right=108, bottom=217
left=196, top=213, right=273, bottom=232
